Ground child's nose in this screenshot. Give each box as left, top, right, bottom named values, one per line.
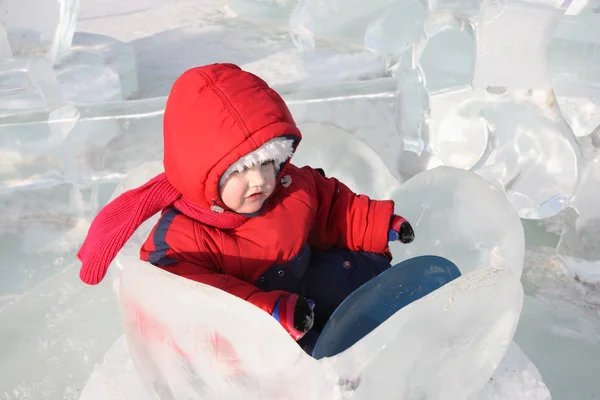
left=246, top=166, right=266, bottom=186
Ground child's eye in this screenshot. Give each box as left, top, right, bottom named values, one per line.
left=261, top=160, right=275, bottom=166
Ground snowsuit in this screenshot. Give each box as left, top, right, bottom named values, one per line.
left=77, top=63, right=405, bottom=352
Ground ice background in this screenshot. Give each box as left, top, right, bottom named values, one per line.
left=1, top=0, right=599, bottom=398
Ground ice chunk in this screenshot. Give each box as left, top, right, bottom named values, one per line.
left=57, top=64, right=123, bottom=103
left=428, top=0, right=482, bottom=13
left=474, top=343, right=551, bottom=400
left=556, top=154, right=600, bottom=281
left=225, top=0, right=296, bottom=25
left=115, top=247, right=338, bottom=399
left=387, top=166, right=525, bottom=277
left=547, top=9, right=600, bottom=137
left=514, top=294, right=600, bottom=399
left=293, top=122, right=400, bottom=199
left=426, top=87, right=582, bottom=219
left=0, top=56, right=64, bottom=116
left=283, top=78, right=404, bottom=181
left=0, top=104, right=80, bottom=185
left=363, top=0, right=427, bottom=55
left=393, top=52, right=431, bottom=155
left=327, top=267, right=524, bottom=400
left=79, top=335, right=152, bottom=400
left=56, top=32, right=139, bottom=100
left=418, top=14, right=476, bottom=94
left=0, top=0, right=80, bottom=64
left=290, top=0, right=391, bottom=51
left=472, top=1, right=563, bottom=90
left=0, top=25, right=12, bottom=61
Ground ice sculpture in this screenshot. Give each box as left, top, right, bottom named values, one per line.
left=363, top=0, right=428, bottom=55
left=0, top=56, right=64, bottom=115
left=0, top=25, right=11, bottom=61
left=431, top=88, right=582, bottom=219
left=547, top=1, right=600, bottom=138
left=292, top=121, right=400, bottom=199
left=226, top=0, right=296, bottom=25
left=557, top=152, right=600, bottom=281
left=290, top=0, right=393, bottom=51
left=284, top=78, right=405, bottom=181
left=56, top=32, right=140, bottom=101
left=475, top=343, right=551, bottom=400
left=0, top=0, right=80, bottom=64
left=472, top=0, right=562, bottom=90
left=418, top=15, right=476, bottom=94
left=83, top=259, right=523, bottom=400
left=387, top=166, right=525, bottom=277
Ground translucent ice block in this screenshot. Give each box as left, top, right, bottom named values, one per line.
left=290, top=0, right=391, bottom=51
left=57, top=32, right=139, bottom=100
left=425, top=87, right=583, bottom=219
left=474, top=343, right=551, bottom=400
left=329, top=267, right=524, bottom=400
left=417, top=14, right=476, bottom=94
left=387, top=166, right=525, bottom=277
left=363, top=0, right=428, bottom=55
left=292, top=121, right=400, bottom=199
left=0, top=0, right=81, bottom=64
left=57, top=64, right=123, bottom=104
left=557, top=154, right=600, bottom=281
left=283, top=78, right=404, bottom=180
left=547, top=9, right=600, bottom=137
left=226, top=0, right=296, bottom=25
left=0, top=25, right=12, bottom=61
left=0, top=56, right=64, bottom=116
left=472, top=0, right=563, bottom=90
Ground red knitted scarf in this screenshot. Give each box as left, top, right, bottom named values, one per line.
left=77, top=173, right=248, bottom=285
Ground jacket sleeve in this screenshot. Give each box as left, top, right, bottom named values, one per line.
left=153, top=259, right=290, bottom=315
left=305, top=166, right=395, bottom=253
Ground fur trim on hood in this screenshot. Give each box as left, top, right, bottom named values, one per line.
left=220, top=137, right=295, bottom=185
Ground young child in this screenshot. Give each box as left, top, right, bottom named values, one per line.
left=77, top=63, right=415, bottom=354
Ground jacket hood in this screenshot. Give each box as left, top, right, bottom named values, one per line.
left=163, top=63, right=302, bottom=211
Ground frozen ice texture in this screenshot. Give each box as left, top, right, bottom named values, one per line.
left=475, top=343, right=551, bottom=400
left=0, top=104, right=80, bottom=185
left=547, top=5, right=600, bottom=138
left=57, top=32, right=139, bottom=100
left=0, top=25, right=12, bottom=61
left=57, top=64, right=123, bottom=103
left=328, top=267, right=524, bottom=400
left=363, top=0, right=427, bottom=55
left=0, top=0, right=81, bottom=64
left=472, top=1, right=563, bottom=90
left=0, top=56, right=64, bottom=116
left=514, top=293, right=600, bottom=399
left=292, top=121, right=400, bottom=199
left=387, top=166, right=525, bottom=278
left=284, top=78, right=405, bottom=181
left=79, top=265, right=525, bottom=400
left=557, top=153, right=600, bottom=281
left=290, top=0, right=391, bottom=51
left=418, top=15, right=476, bottom=94
left=226, top=0, right=296, bottom=24
left=423, top=87, right=583, bottom=219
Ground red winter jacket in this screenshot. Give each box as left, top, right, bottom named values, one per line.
left=138, top=64, right=395, bottom=315
left=140, top=163, right=394, bottom=315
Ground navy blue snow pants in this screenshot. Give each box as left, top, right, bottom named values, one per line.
left=254, top=245, right=393, bottom=355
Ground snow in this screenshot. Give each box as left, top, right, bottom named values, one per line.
left=0, top=0, right=599, bottom=398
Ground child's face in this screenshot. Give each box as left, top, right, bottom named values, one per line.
left=219, top=161, right=277, bottom=214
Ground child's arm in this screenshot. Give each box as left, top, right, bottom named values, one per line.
left=154, top=260, right=313, bottom=340
left=305, top=166, right=395, bottom=254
